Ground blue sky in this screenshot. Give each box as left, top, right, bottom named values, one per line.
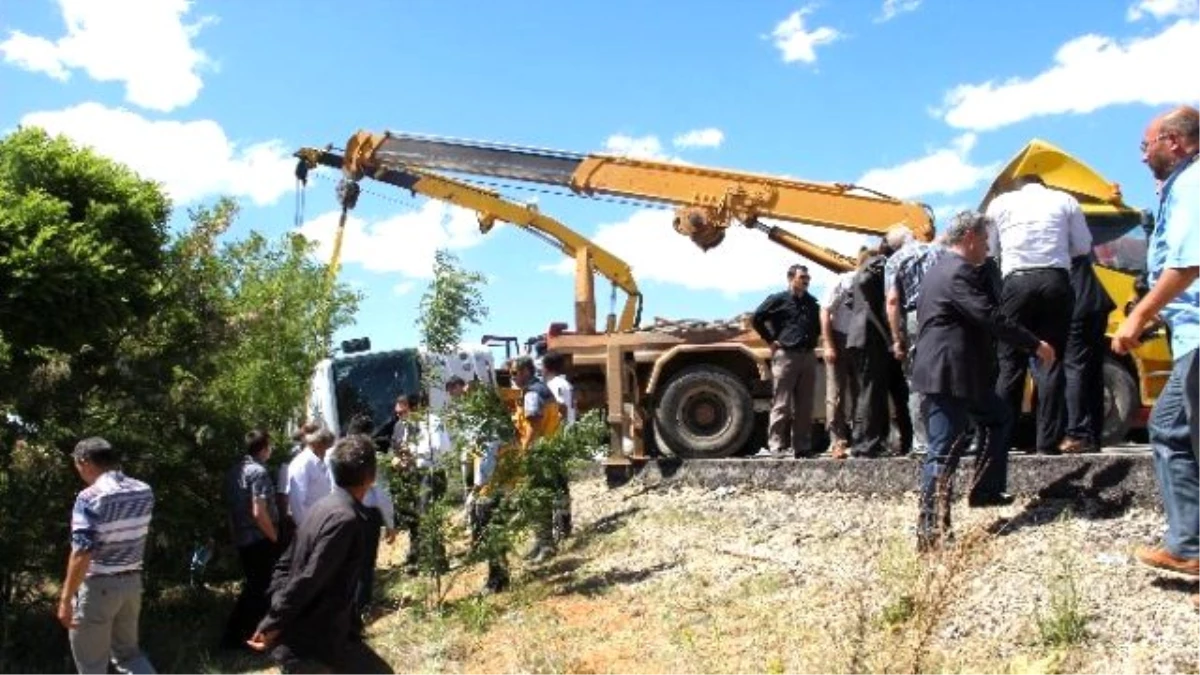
left=2, top=0, right=1197, bottom=354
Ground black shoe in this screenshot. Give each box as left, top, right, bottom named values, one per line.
left=967, top=492, right=1016, bottom=508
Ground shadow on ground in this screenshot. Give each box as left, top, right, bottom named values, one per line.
left=557, top=560, right=680, bottom=598
left=563, top=506, right=642, bottom=553
left=986, top=459, right=1137, bottom=536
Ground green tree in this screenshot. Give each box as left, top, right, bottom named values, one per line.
left=417, top=249, right=488, bottom=355
left=0, top=127, right=169, bottom=398
left=0, top=127, right=361, bottom=670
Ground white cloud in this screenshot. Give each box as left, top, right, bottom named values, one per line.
left=938, top=18, right=1200, bottom=132
left=0, top=0, right=214, bottom=113
left=393, top=281, right=417, bottom=296
left=297, top=200, right=484, bottom=279
left=21, top=102, right=294, bottom=207
left=855, top=134, right=1000, bottom=200
left=1127, top=0, right=1198, bottom=21
left=603, top=134, right=670, bottom=160
left=876, top=0, right=923, bottom=22
left=541, top=209, right=862, bottom=297
left=770, top=7, right=841, bottom=65
left=672, top=128, right=725, bottom=149
left=932, top=202, right=973, bottom=222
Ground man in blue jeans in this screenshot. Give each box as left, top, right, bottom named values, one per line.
left=1114, top=105, right=1199, bottom=597
left=910, top=211, right=1054, bottom=551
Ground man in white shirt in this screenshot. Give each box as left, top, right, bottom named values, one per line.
left=985, top=175, right=1093, bottom=454
left=819, top=265, right=859, bottom=458
left=538, top=351, right=576, bottom=545
left=286, top=428, right=335, bottom=528
left=383, top=393, right=452, bottom=573
left=276, top=421, right=319, bottom=548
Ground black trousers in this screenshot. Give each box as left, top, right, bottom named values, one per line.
left=222, top=537, right=278, bottom=647
left=399, top=469, right=447, bottom=566
left=886, top=353, right=914, bottom=455
left=355, top=506, right=384, bottom=617
left=995, top=268, right=1073, bottom=452
left=851, top=333, right=892, bottom=456
left=1064, top=311, right=1109, bottom=445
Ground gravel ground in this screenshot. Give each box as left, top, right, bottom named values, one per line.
left=542, top=475, right=1200, bottom=674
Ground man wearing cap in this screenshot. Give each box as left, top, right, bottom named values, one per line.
left=59, top=437, right=157, bottom=674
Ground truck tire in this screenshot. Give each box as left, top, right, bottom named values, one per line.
left=1101, top=357, right=1138, bottom=447
left=653, top=365, right=754, bottom=459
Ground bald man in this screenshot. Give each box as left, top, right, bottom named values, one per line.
left=1114, top=105, right=1199, bottom=590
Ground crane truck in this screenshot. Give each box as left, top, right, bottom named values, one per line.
left=307, top=129, right=1170, bottom=467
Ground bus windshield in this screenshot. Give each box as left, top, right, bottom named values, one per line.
left=331, top=350, right=422, bottom=430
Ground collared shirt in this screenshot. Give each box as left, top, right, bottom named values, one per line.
left=985, top=182, right=1093, bottom=278
left=226, top=455, right=279, bottom=548
left=885, top=241, right=948, bottom=313
left=751, top=291, right=821, bottom=350
left=547, top=374, right=577, bottom=425
left=276, top=443, right=303, bottom=499
left=1149, top=156, right=1200, bottom=357
left=397, top=413, right=452, bottom=469
left=70, top=470, right=154, bottom=577
left=287, top=448, right=333, bottom=527
left=821, top=270, right=856, bottom=332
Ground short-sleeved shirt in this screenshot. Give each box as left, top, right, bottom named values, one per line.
left=547, top=374, right=577, bottom=425
left=287, top=448, right=333, bottom=528
left=1149, top=158, right=1200, bottom=358
left=71, top=471, right=154, bottom=577
left=820, top=271, right=856, bottom=332
left=226, top=455, right=278, bottom=548
left=885, top=241, right=948, bottom=313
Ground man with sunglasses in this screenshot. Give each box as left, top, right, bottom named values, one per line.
left=1113, top=105, right=1199, bottom=594
left=753, top=264, right=821, bottom=458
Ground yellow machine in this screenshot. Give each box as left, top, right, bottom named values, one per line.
left=313, top=129, right=1165, bottom=458
left=335, top=130, right=933, bottom=269
left=296, top=146, right=643, bottom=335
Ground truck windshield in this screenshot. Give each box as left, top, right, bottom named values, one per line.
left=1088, top=211, right=1149, bottom=275
left=331, top=350, right=421, bottom=429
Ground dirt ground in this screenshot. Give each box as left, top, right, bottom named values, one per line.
left=359, top=476, right=1200, bottom=674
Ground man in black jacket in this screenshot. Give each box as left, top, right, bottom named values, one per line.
left=248, top=434, right=392, bottom=673
left=1061, top=254, right=1116, bottom=453
left=849, top=244, right=913, bottom=457
left=912, top=211, right=1055, bottom=551
left=752, top=264, right=821, bottom=457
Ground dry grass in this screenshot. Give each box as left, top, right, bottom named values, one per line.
left=8, top=474, right=1174, bottom=674
left=354, top=477, right=1199, bottom=674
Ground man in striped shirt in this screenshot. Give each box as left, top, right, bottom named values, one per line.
left=58, top=437, right=156, bottom=674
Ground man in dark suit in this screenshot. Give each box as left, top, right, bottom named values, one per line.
left=1061, top=254, right=1116, bottom=453
left=248, top=434, right=392, bottom=674
left=911, top=211, right=1055, bottom=551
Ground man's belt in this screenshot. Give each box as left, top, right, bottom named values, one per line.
left=1005, top=265, right=1067, bottom=279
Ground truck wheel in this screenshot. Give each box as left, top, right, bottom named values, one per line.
left=1101, top=357, right=1138, bottom=447
left=653, top=365, right=754, bottom=459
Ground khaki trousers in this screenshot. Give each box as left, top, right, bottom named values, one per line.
left=769, top=348, right=817, bottom=454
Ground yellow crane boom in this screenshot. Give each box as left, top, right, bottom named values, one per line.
left=333, top=129, right=935, bottom=273
left=296, top=146, right=643, bottom=333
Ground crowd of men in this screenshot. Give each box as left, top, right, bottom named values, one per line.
left=55, top=106, right=1196, bottom=674
left=56, top=351, right=578, bottom=673
left=753, top=183, right=1098, bottom=463
left=753, top=104, right=1198, bottom=584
